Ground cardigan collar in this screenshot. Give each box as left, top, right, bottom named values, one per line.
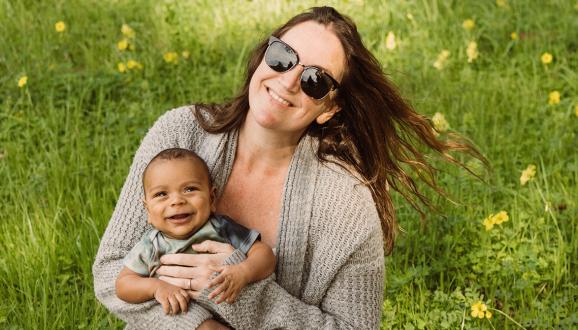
left=207, top=129, right=319, bottom=298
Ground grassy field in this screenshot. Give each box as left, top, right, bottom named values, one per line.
left=1, top=0, right=576, bottom=329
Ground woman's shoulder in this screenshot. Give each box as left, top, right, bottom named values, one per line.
left=314, top=160, right=380, bottom=227
left=154, top=105, right=198, bottom=130
left=146, top=104, right=214, bottom=143
left=308, top=161, right=383, bottom=252
left=317, top=160, right=372, bottom=200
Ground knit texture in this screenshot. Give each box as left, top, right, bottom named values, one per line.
left=93, top=105, right=385, bottom=329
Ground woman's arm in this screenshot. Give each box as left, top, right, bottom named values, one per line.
left=159, top=215, right=384, bottom=329
left=92, top=107, right=216, bottom=328
left=198, top=224, right=384, bottom=330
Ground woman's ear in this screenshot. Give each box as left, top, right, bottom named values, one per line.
left=316, top=104, right=341, bottom=125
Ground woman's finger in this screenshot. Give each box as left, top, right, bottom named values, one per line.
left=160, top=253, right=203, bottom=266
left=155, top=265, right=196, bottom=278
left=156, top=265, right=214, bottom=281
left=161, top=253, right=220, bottom=267
left=159, top=275, right=209, bottom=291
left=158, top=275, right=190, bottom=289
left=192, top=240, right=235, bottom=254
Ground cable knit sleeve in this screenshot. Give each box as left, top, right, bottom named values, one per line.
left=92, top=107, right=213, bottom=329
left=196, top=202, right=385, bottom=330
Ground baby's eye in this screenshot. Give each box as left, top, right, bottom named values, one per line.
left=184, top=186, right=198, bottom=193
left=153, top=191, right=167, bottom=198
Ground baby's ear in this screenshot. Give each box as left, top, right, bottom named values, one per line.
left=210, top=187, right=217, bottom=212
left=142, top=198, right=151, bottom=222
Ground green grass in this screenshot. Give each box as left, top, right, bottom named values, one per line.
left=0, top=0, right=576, bottom=329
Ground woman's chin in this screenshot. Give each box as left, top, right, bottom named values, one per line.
left=248, top=107, right=284, bottom=130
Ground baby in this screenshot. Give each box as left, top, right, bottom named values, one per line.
left=115, top=148, right=275, bottom=315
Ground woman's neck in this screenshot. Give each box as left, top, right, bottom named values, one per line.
left=236, top=121, right=302, bottom=172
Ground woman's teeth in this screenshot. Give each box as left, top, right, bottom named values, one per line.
left=268, top=88, right=291, bottom=106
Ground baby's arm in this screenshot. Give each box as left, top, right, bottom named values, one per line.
left=207, top=241, right=275, bottom=304
left=116, top=266, right=190, bottom=314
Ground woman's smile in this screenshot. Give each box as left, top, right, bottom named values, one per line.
left=267, top=87, right=293, bottom=107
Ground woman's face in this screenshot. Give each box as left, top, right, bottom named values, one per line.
left=247, top=21, right=346, bottom=137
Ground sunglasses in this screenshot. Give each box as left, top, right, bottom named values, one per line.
left=265, top=36, right=340, bottom=100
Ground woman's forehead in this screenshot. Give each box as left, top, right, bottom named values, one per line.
left=280, top=21, right=346, bottom=81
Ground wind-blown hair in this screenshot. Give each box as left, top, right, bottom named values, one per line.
left=195, top=6, right=485, bottom=254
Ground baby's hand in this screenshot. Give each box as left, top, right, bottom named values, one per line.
left=154, top=281, right=190, bottom=315
left=208, top=264, right=249, bottom=304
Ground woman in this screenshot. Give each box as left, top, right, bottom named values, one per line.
left=93, top=6, right=479, bottom=329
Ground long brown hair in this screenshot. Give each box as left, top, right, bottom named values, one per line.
left=196, top=6, right=485, bottom=255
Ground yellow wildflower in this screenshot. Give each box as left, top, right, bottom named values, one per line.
left=482, top=211, right=509, bottom=230
left=541, top=52, right=553, bottom=64
left=126, top=59, right=143, bottom=70
left=496, top=0, right=508, bottom=7
left=385, top=31, right=396, bottom=50
left=432, top=112, right=450, bottom=132
left=433, top=49, right=450, bottom=70
left=471, top=301, right=489, bottom=319
left=485, top=311, right=493, bottom=319
left=483, top=215, right=495, bottom=231
left=575, top=104, right=578, bottom=117
left=406, top=12, right=414, bottom=21
left=182, top=50, right=190, bottom=59
left=511, top=32, right=518, bottom=40
left=18, top=75, right=28, bottom=88
left=493, top=211, right=509, bottom=224
left=163, top=51, right=179, bottom=64
left=548, top=91, right=560, bottom=105
left=462, top=19, right=475, bottom=30
left=55, top=21, right=66, bottom=32
left=467, top=41, right=478, bottom=63
left=117, top=39, right=129, bottom=51
left=520, top=164, right=536, bottom=185
left=121, top=24, right=135, bottom=38
left=117, top=62, right=127, bottom=73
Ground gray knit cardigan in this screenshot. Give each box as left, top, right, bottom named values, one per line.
left=93, top=106, right=385, bottom=329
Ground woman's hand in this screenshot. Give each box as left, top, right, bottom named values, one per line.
left=156, top=240, right=235, bottom=299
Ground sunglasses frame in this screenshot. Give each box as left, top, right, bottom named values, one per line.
left=265, top=36, right=340, bottom=100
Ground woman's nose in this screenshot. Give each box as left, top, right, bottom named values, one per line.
left=278, top=64, right=303, bottom=93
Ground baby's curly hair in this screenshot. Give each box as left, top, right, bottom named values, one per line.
left=142, top=148, right=212, bottom=194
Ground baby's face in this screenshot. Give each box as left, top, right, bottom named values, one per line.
left=143, top=158, right=214, bottom=240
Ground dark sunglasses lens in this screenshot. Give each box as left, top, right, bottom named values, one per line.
left=265, top=42, right=297, bottom=72
left=301, top=67, right=331, bottom=99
